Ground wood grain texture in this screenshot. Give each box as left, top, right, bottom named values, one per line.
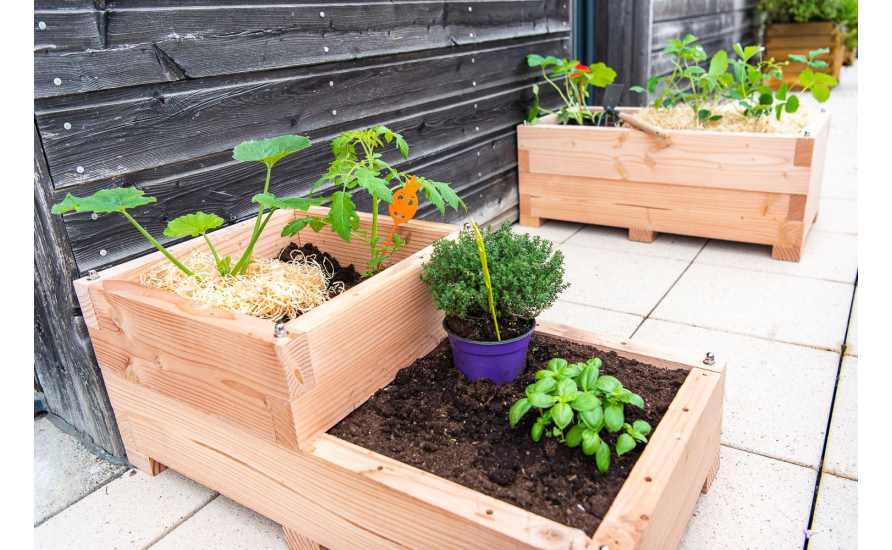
left=629, top=229, right=659, bottom=243
left=284, top=528, right=324, bottom=550
left=100, top=320, right=722, bottom=550
left=764, top=23, right=842, bottom=88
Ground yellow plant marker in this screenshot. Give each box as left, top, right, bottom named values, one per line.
left=471, top=219, right=500, bottom=341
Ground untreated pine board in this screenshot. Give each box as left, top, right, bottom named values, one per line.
left=61, top=125, right=520, bottom=273
left=34, top=1, right=569, bottom=98
left=37, top=36, right=567, bottom=187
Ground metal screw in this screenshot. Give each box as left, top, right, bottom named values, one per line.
left=469, top=32, right=474, bottom=38
left=323, top=46, right=329, bottom=53
left=319, top=11, right=325, bottom=17
left=332, top=109, right=337, bottom=115
left=804, top=130, right=811, bottom=137
left=76, top=166, right=85, bottom=174
left=477, top=151, right=481, bottom=157
left=471, top=57, right=475, bottom=63
left=463, top=222, right=472, bottom=230
left=478, top=172, right=482, bottom=177
left=472, top=81, right=477, bottom=87
left=38, top=21, right=47, bottom=30
left=329, top=81, right=334, bottom=87
left=474, top=103, right=477, bottom=108
left=821, top=107, right=826, bottom=113
left=274, top=323, right=289, bottom=338
left=91, top=213, right=98, bottom=220
left=703, top=352, right=715, bottom=365
left=600, top=546, right=610, bottom=550
left=63, top=122, right=72, bottom=130
left=86, top=269, right=99, bottom=281
left=53, top=77, right=62, bottom=86
left=468, top=6, right=472, bottom=12
left=475, top=126, right=479, bottom=131
left=99, top=249, right=108, bottom=257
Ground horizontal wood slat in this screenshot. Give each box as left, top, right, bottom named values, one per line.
left=652, top=0, right=754, bottom=22
left=34, top=1, right=570, bottom=98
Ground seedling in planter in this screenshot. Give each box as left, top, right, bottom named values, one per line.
left=630, top=34, right=835, bottom=126
left=283, top=126, right=464, bottom=276
left=525, top=54, right=617, bottom=125
left=509, top=357, right=651, bottom=473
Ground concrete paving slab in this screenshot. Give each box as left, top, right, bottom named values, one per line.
left=812, top=198, right=858, bottom=235
left=823, top=356, right=858, bottom=480
left=808, top=473, right=858, bottom=550
left=694, top=231, right=858, bottom=284
left=34, top=416, right=126, bottom=526
left=539, top=300, right=643, bottom=338
left=634, top=320, right=838, bottom=468
left=678, top=446, right=816, bottom=550
left=820, top=172, right=858, bottom=200
left=34, top=468, right=217, bottom=550
left=513, top=220, right=582, bottom=244
left=152, top=496, right=286, bottom=550
left=651, top=264, right=853, bottom=350
left=556, top=244, right=690, bottom=316
left=845, top=288, right=858, bottom=357
left=564, top=225, right=706, bottom=261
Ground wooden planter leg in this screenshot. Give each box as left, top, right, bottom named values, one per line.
left=629, top=228, right=658, bottom=243
left=701, top=449, right=721, bottom=494
left=283, top=527, right=324, bottom=550
left=519, top=214, right=546, bottom=228
left=771, top=245, right=802, bottom=262
left=126, top=447, right=166, bottom=476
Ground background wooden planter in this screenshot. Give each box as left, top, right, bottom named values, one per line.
left=765, top=22, right=843, bottom=88
left=73, top=206, right=457, bottom=465
left=518, top=108, right=831, bottom=262
left=98, top=320, right=724, bottom=550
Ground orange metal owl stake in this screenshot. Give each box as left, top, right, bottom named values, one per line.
left=377, top=176, right=423, bottom=270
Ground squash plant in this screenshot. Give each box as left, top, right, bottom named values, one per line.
left=509, top=357, right=651, bottom=473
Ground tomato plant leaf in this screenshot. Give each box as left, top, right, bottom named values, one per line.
left=355, top=168, right=393, bottom=204
left=325, top=191, right=359, bottom=242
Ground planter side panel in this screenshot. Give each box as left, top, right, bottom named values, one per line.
left=765, top=22, right=843, bottom=87
left=591, top=366, right=725, bottom=550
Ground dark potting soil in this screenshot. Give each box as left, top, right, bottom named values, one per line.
left=445, top=315, right=535, bottom=342
left=277, top=242, right=363, bottom=297
left=329, top=335, right=689, bottom=535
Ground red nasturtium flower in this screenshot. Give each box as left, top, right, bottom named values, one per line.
left=571, top=63, right=589, bottom=96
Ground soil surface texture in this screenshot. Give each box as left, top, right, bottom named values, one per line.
left=277, top=242, right=362, bottom=297
left=445, top=315, right=534, bottom=341
left=330, top=334, right=688, bottom=535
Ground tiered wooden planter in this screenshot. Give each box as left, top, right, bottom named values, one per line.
left=765, top=22, right=843, bottom=88
left=73, top=207, right=725, bottom=550
left=518, top=107, right=831, bottom=262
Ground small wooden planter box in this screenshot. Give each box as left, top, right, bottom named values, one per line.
left=518, top=108, right=831, bottom=261
left=92, top=320, right=723, bottom=550
left=73, top=206, right=457, bottom=461
left=765, top=22, right=843, bottom=88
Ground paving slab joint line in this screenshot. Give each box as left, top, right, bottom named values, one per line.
left=802, top=280, right=858, bottom=550
left=142, top=492, right=221, bottom=550
left=33, top=466, right=128, bottom=529
left=720, top=442, right=819, bottom=472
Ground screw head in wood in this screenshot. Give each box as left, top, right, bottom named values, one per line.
left=275, top=323, right=289, bottom=338
left=320, top=11, right=325, bottom=17
left=323, top=46, right=329, bottom=52
left=91, top=213, right=98, bottom=220
left=472, top=81, right=477, bottom=86
left=329, top=81, right=334, bottom=87
left=38, top=21, right=47, bottom=30
left=704, top=352, right=715, bottom=365
left=53, top=77, right=62, bottom=86
left=804, top=130, right=811, bottom=137
left=821, top=107, right=826, bottom=113
left=87, top=269, right=99, bottom=281
left=332, top=109, right=337, bottom=115
left=600, top=546, right=610, bottom=550
left=99, top=249, right=108, bottom=257
left=468, top=6, right=472, bottom=11
left=474, top=103, right=477, bottom=108
left=475, top=126, right=479, bottom=131
left=471, top=57, right=475, bottom=63
left=469, top=32, right=474, bottom=38
left=63, top=122, right=72, bottom=130
left=463, top=222, right=472, bottom=230
left=76, top=166, right=85, bottom=174
left=477, top=151, right=481, bottom=157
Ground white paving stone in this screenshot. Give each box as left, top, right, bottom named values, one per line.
left=556, top=244, right=690, bottom=316
left=811, top=198, right=858, bottom=235
left=820, top=172, right=858, bottom=200
left=678, top=446, right=816, bottom=550
left=652, top=263, right=853, bottom=350
left=152, top=496, right=286, bottom=550
left=694, top=231, right=858, bottom=284
left=33, top=417, right=126, bottom=526
left=34, top=468, right=217, bottom=550
left=563, top=225, right=706, bottom=261
left=634, top=320, right=838, bottom=467
left=845, top=288, right=858, bottom=356
left=808, top=473, right=858, bottom=550
left=823, top=356, right=858, bottom=480
left=539, top=301, right=643, bottom=338
left=512, top=220, right=582, bottom=244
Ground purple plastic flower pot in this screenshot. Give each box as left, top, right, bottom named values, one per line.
left=443, top=319, right=536, bottom=385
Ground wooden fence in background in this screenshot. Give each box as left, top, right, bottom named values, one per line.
left=34, top=0, right=570, bottom=456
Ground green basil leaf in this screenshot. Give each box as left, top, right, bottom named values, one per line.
left=551, top=403, right=573, bottom=430
left=578, top=363, right=600, bottom=391
left=616, top=433, right=636, bottom=456
left=548, top=358, right=568, bottom=372
left=528, top=392, right=556, bottom=409
left=604, top=403, right=624, bottom=432
left=532, top=378, right=557, bottom=394
left=531, top=422, right=544, bottom=442
left=595, top=376, right=621, bottom=393
left=509, top=398, right=532, bottom=427
left=571, top=392, right=600, bottom=412
left=632, top=420, right=651, bottom=435
left=556, top=378, right=578, bottom=398
left=596, top=440, right=611, bottom=473
left=581, top=430, right=601, bottom=456
left=579, top=407, right=603, bottom=432
left=566, top=424, right=585, bottom=447
left=628, top=393, right=645, bottom=409
left=535, top=370, right=556, bottom=380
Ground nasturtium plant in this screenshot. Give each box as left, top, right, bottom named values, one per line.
left=525, top=54, right=617, bottom=125
left=283, top=126, right=464, bottom=276
left=630, top=34, right=836, bottom=126
left=509, top=357, right=650, bottom=473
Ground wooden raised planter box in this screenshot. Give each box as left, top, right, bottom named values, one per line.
left=765, top=22, right=843, bottom=88
left=89, top=318, right=723, bottom=550
left=518, top=107, right=831, bottom=262
left=73, top=206, right=457, bottom=461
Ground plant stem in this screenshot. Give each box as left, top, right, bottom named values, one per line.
left=122, top=211, right=199, bottom=281
left=236, top=207, right=277, bottom=275
left=232, top=163, right=273, bottom=275
left=541, top=67, right=571, bottom=109
left=202, top=233, right=224, bottom=273
left=370, top=195, right=380, bottom=264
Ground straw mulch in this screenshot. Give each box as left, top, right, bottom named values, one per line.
left=140, top=249, right=344, bottom=322
left=632, top=103, right=813, bottom=134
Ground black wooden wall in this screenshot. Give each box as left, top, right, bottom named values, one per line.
left=34, top=0, right=570, bottom=456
